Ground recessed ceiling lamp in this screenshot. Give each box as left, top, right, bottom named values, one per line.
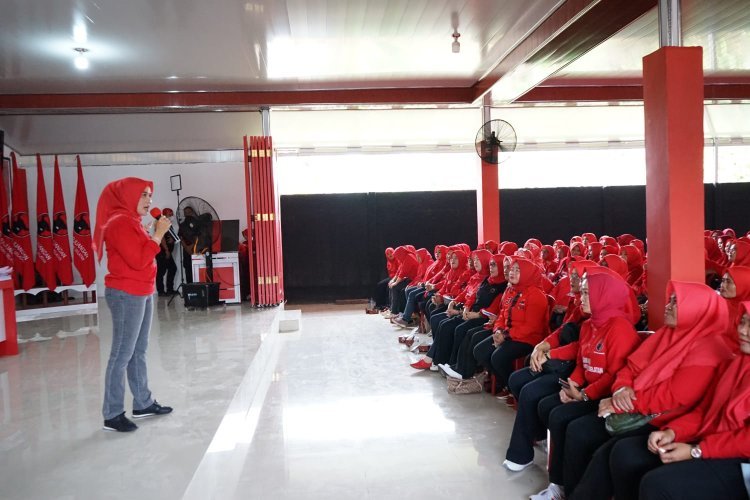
left=452, top=30, right=461, bottom=53
left=73, top=47, right=89, bottom=70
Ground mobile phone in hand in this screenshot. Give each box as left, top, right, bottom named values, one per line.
left=558, top=378, right=571, bottom=389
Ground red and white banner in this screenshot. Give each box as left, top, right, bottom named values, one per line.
left=52, top=155, right=74, bottom=285
left=0, top=160, right=13, bottom=269
left=10, top=153, right=35, bottom=291
left=73, top=155, right=95, bottom=287
left=34, top=154, right=57, bottom=290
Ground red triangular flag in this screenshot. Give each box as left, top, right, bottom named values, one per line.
left=52, top=155, right=74, bottom=285
left=0, top=161, right=14, bottom=269
left=35, top=154, right=57, bottom=290
left=10, top=153, right=36, bottom=291
left=73, top=156, right=95, bottom=287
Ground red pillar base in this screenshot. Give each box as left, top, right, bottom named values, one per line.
left=644, top=46, right=704, bottom=329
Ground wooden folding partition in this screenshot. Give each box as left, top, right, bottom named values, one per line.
left=243, top=135, right=284, bottom=306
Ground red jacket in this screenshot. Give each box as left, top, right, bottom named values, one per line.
left=568, top=317, right=640, bottom=400
left=491, top=285, right=549, bottom=346
left=104, top=216, right=160, bottom=295
left=666, top=355, right=750, bottom=459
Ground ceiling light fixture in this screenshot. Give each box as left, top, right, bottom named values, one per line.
left=452, top=30, right=461, bottom=53
left=73, top=47, right=90, bottom=70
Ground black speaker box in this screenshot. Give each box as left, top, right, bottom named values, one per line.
left=183, top=282, right=220, bottom=308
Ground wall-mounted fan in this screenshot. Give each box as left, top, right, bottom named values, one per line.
left=474, top=119, right=517, bottom=164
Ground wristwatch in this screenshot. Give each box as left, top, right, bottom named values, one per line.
left=690, top=444, right=703, bottom=459
left=580, top=389, right=590, bottom=402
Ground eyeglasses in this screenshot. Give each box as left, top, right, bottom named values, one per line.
left=721, top=278, right=733, bottom=284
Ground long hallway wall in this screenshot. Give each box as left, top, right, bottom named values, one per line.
left=281, top=183, right=750, bottom=301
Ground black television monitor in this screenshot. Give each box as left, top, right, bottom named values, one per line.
left=220, top=219, right=240, bottom=252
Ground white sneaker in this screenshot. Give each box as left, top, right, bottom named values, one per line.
left=502, top=459, right=532, bottom=472
left=441, top=365, right=463, bottom=379
left=429, top=364, right=439, bottom=372
left=530, top=483, right=565, bottom=500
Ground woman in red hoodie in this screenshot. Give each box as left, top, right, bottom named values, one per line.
left=94, top=178, right=173, bottom=433
left=568, top=281, right=736, bottom=499
left=386, top=246, right=419, bottom=318
left=608, top=301, right=750, bottom=500
left=531, top=271, right=640, bottom=500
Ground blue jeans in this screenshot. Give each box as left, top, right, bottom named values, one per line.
left=401, top=285, right=425, bottom=320
left=102, top=288, right=155, bottom=420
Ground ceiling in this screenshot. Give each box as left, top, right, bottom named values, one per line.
left=1, top=0, right=749, bottom=155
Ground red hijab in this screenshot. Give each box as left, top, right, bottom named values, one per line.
left=511, top=256, right=542, bottom=291
left=586, top=265, right=641, bottom=325
left=600, top=254, right=629, bottom=279
left=499, top=241, right=518, bottom=255
left=586, top=272, right=633, bottom=328
left=732, top=239, right=750, bottom=267
left=587, top=242, right=603, bottom=261
left=570, top=241, right=586, bottom=258
left=93, top=177, right=153, bottom=262
left=582, top=232, right=597, bottom=245
left=725, top=267, right=750, bottom=328
left=489, top=254, right=507, bottom=285
left=696, top=302, right=750, bottom=436
left=484, top=240, right=499, bottom=254
left=618, top=233, right=636, bottom=246
left=629, top=281, right=734, bottom=392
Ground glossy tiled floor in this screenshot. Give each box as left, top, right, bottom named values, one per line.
left=1, top=301, right=548, bottom=499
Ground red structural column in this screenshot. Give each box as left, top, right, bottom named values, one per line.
left=477, top=160, right=500, bottom=245
left=643, top=46, right=704, bottom=329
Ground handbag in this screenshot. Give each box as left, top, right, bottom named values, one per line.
left=604, top=412, right=661, bottom=436
left=541, top=358, right=575, bottom=376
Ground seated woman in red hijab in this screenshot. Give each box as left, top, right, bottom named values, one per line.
left=608, top=301, right=750, bottom=500
left=531, top=271, right=640, bottom=500
left=720, top=266, right=750, bottom=333
left=411, top=250, right=504, bottom=370
left=393, top=245, right=447, bottom=328
left=370, top=247, right=397, bottom=313
left=728, top=238, right=750, bottom=267
left=472, top=257, right=549, bottom=394
left=385, top=246, right=419, bottom=318
left=567, top=281, right=736, bottom=499
left=391, top=247, right=434, bottom=327
left=502, top=259, right=588, bottom=472
left=620, top=244, right=644, bottom=287
left=421, top=249, right=471, bottom=334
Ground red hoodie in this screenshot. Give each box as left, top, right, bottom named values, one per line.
left=394, top=246, right=419, bottom=285
left=94, top=177, right=159, bottom=296
left=491, top=257, right=549, bottom=346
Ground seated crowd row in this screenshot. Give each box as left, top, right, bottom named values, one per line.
left=370, top=230, right=750, bottom=500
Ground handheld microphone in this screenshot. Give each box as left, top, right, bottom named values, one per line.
left=150, top=207, right=180, bottom=242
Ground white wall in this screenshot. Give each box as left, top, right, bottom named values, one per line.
left=10, top=151, right=248, bottom=294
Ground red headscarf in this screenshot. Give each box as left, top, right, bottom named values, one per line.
left=570, top=241, right=586, bottom=258
left=93, top=177, right=153, bottom=262
left=620, top=244, right=644, bottom=285
left=602, top=244, right=620, bottom=257
left=694, top=303, right=750, bottom=438
left=582, top=232, right=597, bottom=245
left=587, top=242, right=603, bottom=261
left=705, top=236, right=724, bottom=263
left=511, top=256, right=542, bottom=291
left=631, top=239, right=646, bottom=257
left=629, top=281, right=734, bottom=392
left=618, top=233, right=636, bottom=246
left=586, top=265, right=641, bottom=325
left=499, top=241, right=518, bottom=256
left=385, top=247, right=398, bottom=277
left=570, top=235, right=583, bottom=246
left=723, top=228, right=737, bottom=239
left=724, top=267, right=750, bottom=328
left=732, top=239, right=750, bottom=267
left=586, top=271, right=633, bottom=328
left=525, top=238, right=543, bottom=250
left=484, top=240, right=499, bottom=254
left=600, top=254, right=629, bottom=279
left=600, top=235, right=618, bottom=247
left=489, top=254, right=507, bottom=285
left=415, top=248, right=434, bottom=280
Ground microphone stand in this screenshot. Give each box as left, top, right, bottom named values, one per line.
left=168, top=176, right=185, bottom=306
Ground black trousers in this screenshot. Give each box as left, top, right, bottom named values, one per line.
left=389, top=280, right=409, bottom=314
left=569, top=415, right=656, bottom=500
left=156, top=254, right=177, bottom=293
left=539, top=396, right=598, bottom=487
left=454, top=326, right=492, bottom=378
left=428, top=317, right=486, bottom=365
left=449, top=317, right=487, bottom=366
left=505, top=368, right=562, bottom=464
left=373, top=277, right=390, bottom=308
left=473, top=336, right=533, bottom=390
left=640, top=457, right=748, bottom=500
left=182, top=249, right=193, bottom=283
left=610, top=435, right=749, bottom=500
